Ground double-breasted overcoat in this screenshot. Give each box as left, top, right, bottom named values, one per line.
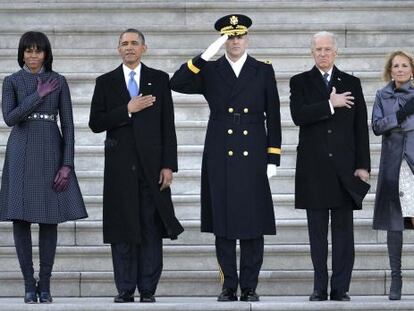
left=89, top=64, right=183, bottom=244
left=0, top=69, right=87, bottom=224
left=372, top=80, right=414, bottom=230
left=290, top=66, right=371, bottom=210
left=170, top=55, right=281, bottom=239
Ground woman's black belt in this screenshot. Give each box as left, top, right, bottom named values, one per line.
left=209, top=112, right=265, bottom=124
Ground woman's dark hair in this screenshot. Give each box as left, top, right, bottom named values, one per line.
left=18, top=31, right=53, bottom=71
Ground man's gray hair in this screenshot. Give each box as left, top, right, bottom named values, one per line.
left=311, top=31, right=337, bottom=50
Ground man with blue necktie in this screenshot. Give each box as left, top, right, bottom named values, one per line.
left=89, top=28, right=183, bottom=303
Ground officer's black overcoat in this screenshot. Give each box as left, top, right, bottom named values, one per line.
left=171, top=55, right=281, bottom=239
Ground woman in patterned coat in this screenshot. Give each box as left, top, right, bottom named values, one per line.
left=372, top=50, right=414, bottom=300
left=0, top=32, right=87, bottom=303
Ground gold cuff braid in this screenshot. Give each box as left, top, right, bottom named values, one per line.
left=187, top=59, right=200, bottom=74
left=267, top=147, right=281, bottom=155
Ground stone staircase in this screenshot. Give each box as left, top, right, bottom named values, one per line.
left=0, top=1, right=414, bottom=309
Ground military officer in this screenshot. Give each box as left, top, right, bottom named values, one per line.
left=170, top=14, right=281, bottom=301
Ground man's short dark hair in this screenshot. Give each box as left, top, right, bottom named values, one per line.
left=119, top=29, right=145, bottom=45
left=18, top=31, right=53, bottom=72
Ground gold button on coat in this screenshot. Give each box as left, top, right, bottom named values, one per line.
left=228, top=150, right=234, bottom=156
left=228, top=129, right=233, bottom=134
left=243, top=151, right=249, bottom=156
left=243, top=108, right=249, bottom=113
left=243, top=130, right=248, bottom=135
left=228, top=108, right=234, bottom=113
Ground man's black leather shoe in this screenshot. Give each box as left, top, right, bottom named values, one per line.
left=24, top=292, right=37, bottom=304
left=217, top=288, right=237, bottom=301
left=240, top=288, right=259, bottom=301
left=114, top=292, right=134, bottom=303
left=330, top=290, right=351, bottom=301
left=309, top=290, right=328, bottom=301
left=140, top=292, right=156, bottom=303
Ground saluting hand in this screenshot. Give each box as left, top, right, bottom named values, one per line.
left=159, top=168, right=173, bottom=191
left=201, top=34, right=229, bottom=61
left=330, top=87, right=354, bottom=109
left=127, top=94, right=156, bottom=114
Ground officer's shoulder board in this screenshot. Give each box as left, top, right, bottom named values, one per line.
left=261, top=60, right=272, bottom=65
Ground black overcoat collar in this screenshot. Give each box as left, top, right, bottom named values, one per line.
left=309, top=65, right=343, bottom=97
left=112, top=63, right=153, bottom=104
left=215, top=55, right=259, bottom=99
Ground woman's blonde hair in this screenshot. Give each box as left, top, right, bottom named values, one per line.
left=383, top=50, right=414, bottom=82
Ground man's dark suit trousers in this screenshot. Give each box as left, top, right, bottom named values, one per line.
left=306, top=208, right=354, bottom=293
left=111, top=174, right=163, bottom=296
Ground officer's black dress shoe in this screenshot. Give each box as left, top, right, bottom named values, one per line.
left=217, top=288, right=238, bottom=301
left=309, top=290, right=328, bottom=301
left=114, top=292, right=134, bottom=303
left=24, top=291, right=37, bottom=304
left=330, top=290, right=351, bottom=301
left=240, top=288, right=260, bottom=301
left=140, top=292, right=156, bottom=303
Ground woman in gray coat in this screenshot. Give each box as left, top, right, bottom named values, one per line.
left=0, top=32, right=87, bottom=303
left=372, top=50, right=414, bottom=300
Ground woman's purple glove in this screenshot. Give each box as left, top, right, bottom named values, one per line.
left=53, top=166, right=71, bottom=192
left=37, top=77, right=59, bottom=98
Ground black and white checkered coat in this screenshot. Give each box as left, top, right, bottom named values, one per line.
left=0, top=69, right=88, bottom=224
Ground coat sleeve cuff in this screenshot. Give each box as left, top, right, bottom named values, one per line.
left=267, top=147, right=281, bottom=166
left=187, top=55, right=207, bottom=74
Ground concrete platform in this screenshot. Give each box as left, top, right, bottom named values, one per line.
left=1, top=296, right=414, bottom=311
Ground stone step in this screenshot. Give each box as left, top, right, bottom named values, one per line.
left=2, top=296, right=414, bottom=311
left=1, top=23, right=413, bottom=50
left=0, top=47, right=411, bottom=74
left=0, top=1, right=413, bottom=27
left=0, top=244, right=411, bottom=273
left=0, top=71, right=385, bottom=113
left=0, top=119, right=384, bottom=146
left=58, top=193, right=377, bottom=222
left=2, top=243, right=413, bottom=273
left=0, top=168, right=378, bottom=197
left=0, top=142, right=383, bottom=171
left=0, top=270, right=407, bottom=297
left=0, top=168, right=380, bottom=197
left=0, top=217, right=396, bottom=247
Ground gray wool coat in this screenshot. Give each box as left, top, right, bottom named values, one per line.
left=0, top=69, right=88, bottom=224
left=372, top=80, right=414, bottom=231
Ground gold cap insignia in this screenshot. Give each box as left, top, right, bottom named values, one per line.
left=230, top=15, right=238, bottom=26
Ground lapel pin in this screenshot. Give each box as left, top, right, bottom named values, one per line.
left=148, top=82, right=152, bottom=86
left=337, top=77, right=341, bottom=81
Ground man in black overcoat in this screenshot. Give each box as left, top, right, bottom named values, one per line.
left=289, top=31, right=371, bottom=301
left=89, top=29, right=183, bottom=303
left=170, top=15, right=281, bottom=301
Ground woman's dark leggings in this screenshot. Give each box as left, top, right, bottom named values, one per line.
left=13, top=220, right=57, bottom=292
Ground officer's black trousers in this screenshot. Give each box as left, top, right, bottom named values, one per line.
left=215, top=236, right=264, bottom=291
left=306, top=208, right=354, bottom=293
left=13, top=220, right=57, bottom=292
left=111, top=181, right=163, bottom=296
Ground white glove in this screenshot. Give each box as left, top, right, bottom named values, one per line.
left=267, top=164, right=277, bottom=178
left=201, top=34, right=229, bottom=61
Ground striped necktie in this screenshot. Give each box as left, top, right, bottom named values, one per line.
left=322, top=72, right=330, bottom=89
